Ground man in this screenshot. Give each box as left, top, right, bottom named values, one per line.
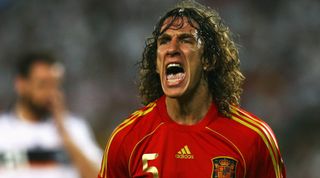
left=0, top=52, right=101, bottom=178
left=98, top=1, right=286, bottom=178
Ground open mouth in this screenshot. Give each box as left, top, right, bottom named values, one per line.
left=165, top=63, right=186, bottom=86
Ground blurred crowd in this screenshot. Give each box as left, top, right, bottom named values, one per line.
left=0, top=0, right=319, bottom=177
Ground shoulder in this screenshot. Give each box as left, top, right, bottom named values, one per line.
left=229, top=106, right=284, bottom=171
left=0, top=112, right=13, bottom=120
left=63, top=113, right=88, bottom=128
left=228, top=105, right=278, bottom=145
left=62, top=112, right=96, bottom=136
left=0, top=112, right=16, bottom=125
left=106, top=101, right=160, bottom=148
left=211, top=105, right=281, bottom=159
left=100, top=101, right=160, bottom=175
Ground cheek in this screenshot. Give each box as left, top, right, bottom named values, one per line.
left=30, top=86, right=50, bottom=101
left=156, top=56, right=160, bottom=73
left=21, top=85, right=37, bottom=101
left=31, top=93, right=51, bottom=106
left=191, top=62, right=203, bottom=79
left=156, top=50, right=165, bottom=74
left=30, top=90, right=44, bottom=102
left=188, top=52, right=204, bottom=79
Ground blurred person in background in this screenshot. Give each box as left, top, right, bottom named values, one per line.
left=0, top=51, right=101, bottom=178
left=98, top=1, right=285, bottom=178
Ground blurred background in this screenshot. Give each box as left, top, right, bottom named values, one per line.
left=0, top=0, right=319, bottom=177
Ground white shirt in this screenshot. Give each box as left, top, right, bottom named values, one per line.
left=0, top=112, right=102, bottom=178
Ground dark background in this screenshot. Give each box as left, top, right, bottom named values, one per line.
left=0, top=0, right=319, bottom=177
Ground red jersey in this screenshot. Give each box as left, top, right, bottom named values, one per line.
left=98, top=95, right=286, bottom=178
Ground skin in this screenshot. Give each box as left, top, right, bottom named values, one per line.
left=156, top=17, right=212, bottom=125
left=15, top=62, right=98, bottom=178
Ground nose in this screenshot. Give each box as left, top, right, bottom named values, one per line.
left=166, top=38, right=181, bottom=57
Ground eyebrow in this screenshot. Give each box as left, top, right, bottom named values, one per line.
left=158, top=32, right=197, bottom=41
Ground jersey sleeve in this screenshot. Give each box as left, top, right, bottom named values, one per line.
left=250, top=130, right=286, bottom=178
left=98, top=103, right=157, bottom=178
left=98, top=129, right=129, bottom=178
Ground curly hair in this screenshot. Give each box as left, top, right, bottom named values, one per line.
left=138, top=0, right=245, bottom=117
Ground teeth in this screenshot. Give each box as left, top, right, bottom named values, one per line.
left=167, top=63, right=182, bottom=69
left=166, top=73, right=185, bottom=80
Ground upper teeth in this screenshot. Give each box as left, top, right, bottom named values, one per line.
left=167, top=63, right=181, bottom=69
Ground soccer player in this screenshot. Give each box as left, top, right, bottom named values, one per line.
left=0, top=52, right=101, bottom=178
left=98, top=1, right=286, bottom=178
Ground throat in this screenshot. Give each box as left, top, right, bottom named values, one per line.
left=165, top=90, right=212, bottom=125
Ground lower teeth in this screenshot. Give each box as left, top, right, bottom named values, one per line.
left=167, top=73, right=185, bottom=81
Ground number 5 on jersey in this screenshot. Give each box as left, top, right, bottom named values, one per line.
left=142, top=153, right=159, bottom=178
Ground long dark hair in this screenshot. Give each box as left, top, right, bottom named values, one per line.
left=138, top=1, right=245, bottom=117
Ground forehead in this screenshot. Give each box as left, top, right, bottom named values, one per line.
left=160, top=16, right=199, bottom=35
left=29, top=62, right=64, bottom=79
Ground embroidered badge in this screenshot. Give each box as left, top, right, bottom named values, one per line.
left=212, top=157, right=237, bottom=178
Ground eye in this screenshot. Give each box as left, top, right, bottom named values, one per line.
left=181, top=38, right=192, bottom=43
left=158, top=37, right=170, bottom=45
left=180, top=36, right=196, bottom=44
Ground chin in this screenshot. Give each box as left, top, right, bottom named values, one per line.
left=161, top=73, right=191, bottom=99
left=164, top=91, right=183, bottom=99
left=162, top=84, right=189, bottom=99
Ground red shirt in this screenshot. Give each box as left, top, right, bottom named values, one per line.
left=98, top=96, right=286, bottom=178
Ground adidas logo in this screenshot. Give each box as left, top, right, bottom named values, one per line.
left=175, top=145, right=194, bottom=159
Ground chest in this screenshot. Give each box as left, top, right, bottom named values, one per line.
left=128, top=128, right=246, bottom=178
left=0, top=120, right=62, bottom=151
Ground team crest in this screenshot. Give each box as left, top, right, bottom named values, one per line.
left=211, top=157, right=237, bottom=178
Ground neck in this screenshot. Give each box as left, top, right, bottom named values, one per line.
left=15, top=101, right=40, bottom=123
left=166, top=80, right=212, bottom=125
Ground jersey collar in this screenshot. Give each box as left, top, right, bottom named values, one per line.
left=156, top=95, right=219, bottom=131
